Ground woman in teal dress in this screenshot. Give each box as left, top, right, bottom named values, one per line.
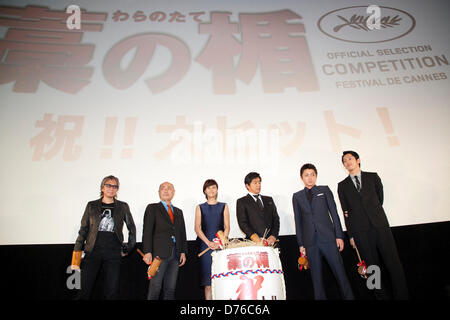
left=194, top=179, right=230, bottom=300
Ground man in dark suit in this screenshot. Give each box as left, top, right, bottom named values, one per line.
left=236, top=172, right=280, bottom=244
left=337, top=150, right=408, bottom=299
left=293, top=164, right=354, bottom=300
left=142, top=182, right=188, bottom=300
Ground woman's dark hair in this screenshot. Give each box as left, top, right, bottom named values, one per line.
left=244, top=172, right=261, bottom=186
left=203, top=179, right=218, bottom=199
left=300, top=163, right=317, bottom=177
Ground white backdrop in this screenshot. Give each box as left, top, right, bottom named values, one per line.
left=0, top=0, right=449, bottom=244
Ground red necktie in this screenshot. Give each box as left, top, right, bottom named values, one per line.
left=167, top=204, right=174, bottom=224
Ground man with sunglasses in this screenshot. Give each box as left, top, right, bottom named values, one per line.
left=73, top=175, right=136, bottom=299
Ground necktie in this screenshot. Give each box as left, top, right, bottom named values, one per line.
left=355, top=175, right=361, bottom=192
left=167, top=204, right=174, bottom=224
left=254, top=195, right=264, bottom=211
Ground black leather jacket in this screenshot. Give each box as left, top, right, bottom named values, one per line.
left=74, top=199, right=136, bottom=253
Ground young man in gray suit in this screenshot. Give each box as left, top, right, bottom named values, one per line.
left=293, top=164, right=354, bottom=300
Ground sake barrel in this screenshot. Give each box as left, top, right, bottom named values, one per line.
left=211, top=246, right=286, bottom=300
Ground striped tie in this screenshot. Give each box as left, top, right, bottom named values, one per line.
left=355, top=176, right=361, bottom=192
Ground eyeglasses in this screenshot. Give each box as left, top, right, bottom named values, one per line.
left=104, top=184, right=119, bottom=189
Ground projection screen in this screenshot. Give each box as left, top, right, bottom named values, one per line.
left=0, top=0, right=449, bottom=245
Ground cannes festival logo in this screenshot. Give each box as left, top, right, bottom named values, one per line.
left=318, top=6, right=415, bottom=43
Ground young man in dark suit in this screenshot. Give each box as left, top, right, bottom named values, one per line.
left=293, top=164, right=354, bottom=300
left=142, top=182, right=188, bottom=300
left=337, top=150, right=408, bottom=299
left=236, top=172, right=280, bottom=244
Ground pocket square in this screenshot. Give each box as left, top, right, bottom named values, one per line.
left=316, top=193, right=324, bottom=196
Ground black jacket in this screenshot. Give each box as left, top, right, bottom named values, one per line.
left=337, top=171, right=390, bottom=238
left=74, top=199, right=136, bottom=253
left=142, top=202, right=188, bottom=259
left=236, top=194, right=280, bottom=239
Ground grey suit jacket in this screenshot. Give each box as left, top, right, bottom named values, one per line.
left=292, top=185, right=344, bottom=248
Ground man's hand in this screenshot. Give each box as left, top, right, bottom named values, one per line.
left=179, top=253, right=186, bottom=267
left=267, top=235, right=277, bottom=246
left=143, top=253, right=152, bottom=265
left=336, top=238, right=344, bottom=252
left=299, top=246, right=306, bottom=256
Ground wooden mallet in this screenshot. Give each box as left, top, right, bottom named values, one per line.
left=137, top=248, right=162, bottom=279
left=354, top=245, right=368, bottom=279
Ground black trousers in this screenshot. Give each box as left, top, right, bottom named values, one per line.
left=353, top=226, right=409, bottom=299
left=78, top=236, right=122, bottom=299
